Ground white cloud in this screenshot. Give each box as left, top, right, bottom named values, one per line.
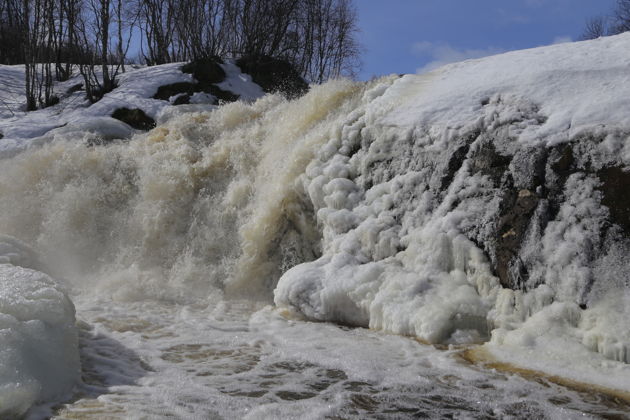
left=552, top=35, right=572, bottom=45
left=524, top=0, right=571, bottom=7
left=412, top=42, right=505, bottom=74
left=497, top=8, right=530, bottom=25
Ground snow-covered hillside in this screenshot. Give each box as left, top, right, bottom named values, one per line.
left=2, top=34, right=630, bottom=417
left=0, top=60, right=265, bottom=157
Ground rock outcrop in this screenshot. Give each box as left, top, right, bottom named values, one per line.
left=111, top=107, right=156, bottom=131
left=236, top=55, right=309, bottom=99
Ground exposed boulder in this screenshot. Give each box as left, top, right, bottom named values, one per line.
left=494, top=187, right=541, bottom=289
left=598, top=166, right=630, bottom=234
left=154, top=57, right=239, bottom=105
left=203, top=84, right=239, bottom=103
left=182, top=56, right=226, bottom=85
left=65, top=83, right=83, bottom=95
left=466, top=140, right=539, bottom=289
left=468, top=140, right=511, bottom=186
left=111, top=108, right=156, bottom=131
left=153, top=82, right=197, bottom=101
left=236, top=55, right=308, bottom=99
left=172, top=94, right=191, bottom=105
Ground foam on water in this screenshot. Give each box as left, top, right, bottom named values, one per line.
left=0, top=79, right=365, bottom=303
left=47, top=298, right=630, bottom=419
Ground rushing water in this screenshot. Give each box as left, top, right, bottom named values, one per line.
left=1, top=65, right=630, bottom=418
left=46, top=299, right=630, bottom=420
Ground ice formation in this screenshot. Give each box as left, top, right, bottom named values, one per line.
left=274, top=34, right=630, bottom=387
left=0, top=237, right=79, bottom=417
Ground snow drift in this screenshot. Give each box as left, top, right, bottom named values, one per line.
left=2, top=33, right=630, bottom=411
left=0, top=237, right=79, bottom=417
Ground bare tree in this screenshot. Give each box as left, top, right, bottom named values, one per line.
left=137, top=0, right=178, bottom=64
left=234, top=0, right=300, bottom=57
left=581, top=16, right=607, bottom=40
left=289, top=0, right=359, bottom=82
left=76, top=0, right=134, bottom=101
left=23, top=0, right=59, bottom=110
left=612, top=0, right=630, bottom=33
left=582, top=0, right=630, bottom=40
left=135, top=0, right=361, bottom=82
left=58, top=0, right=82, bottom=79
left=6, top=0, right=362, bottom=107
left=175, top=0, right=231, bottom=59
left=0, top=0, right=26, bottom=64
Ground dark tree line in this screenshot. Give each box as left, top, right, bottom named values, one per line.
left=135, top=0, right=359, bottom=83
left=0, top=0, right=360, bottom=110
left=0, top=0, right=24, bottom=65
left=582, top=0, right=630, bottom=40
left=0, top=0, right=126, bottom=107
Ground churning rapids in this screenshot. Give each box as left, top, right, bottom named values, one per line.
left=3, top=34, right=630, bottom=419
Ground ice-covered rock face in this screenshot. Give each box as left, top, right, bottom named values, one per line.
left=277, top=33, right=630, bottom=363
left=276, top=101, right=630, bottom=343
left=0, top=237, right=79, bottom=417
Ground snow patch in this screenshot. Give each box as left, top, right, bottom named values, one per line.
left=0, top=237, right=78, bottom=417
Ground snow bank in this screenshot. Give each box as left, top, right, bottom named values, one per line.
left=0, top=59, right=266, bottom=157
left=0, top=237, right=79, bottom=417
left=378, top=34, right=630, bottom=146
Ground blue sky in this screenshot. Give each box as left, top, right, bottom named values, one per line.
left=355, top=0, right=616, bottom=79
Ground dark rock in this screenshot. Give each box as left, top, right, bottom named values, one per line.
left=153, top=80, right=239, bottom=105
left=510, top=147, right=547, bottom=191
left=553, top=144, right=574, bottom=174
left=154, top=58, right=240, bottom=105
left=598, top=166, right=630, bottom=234
left=201, top=84, right=239, bottom=103
left=66, top=83, right=83, bottom=94
left=460, top=138, right=630, bottom=294
left=46, top=95, right=60, bottom=107
left=495, top=187, right=540, bottom=289
left=467, top=139, right=541, bottom=289
left=111, top=108, right=156, bottom=131
left=182, top=57, right=226, bottom=85
left=236, top=55, right=308, bottom=99
left=544, top=144, right=575, bottom=222
left=0, top=132, right=3, bottom=140
left=440, top=142, right=472, bottom=191
left=88, top=81, right=118, bottom=103
left=469, top=139, right=510, bottom=186
left=153, top=82, right=197, bottom=101
left=349, top=105, right=630, bottom=307
left=172, top=94, right=191, bottom=105
left=459, top=138, right=591, bottom=291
